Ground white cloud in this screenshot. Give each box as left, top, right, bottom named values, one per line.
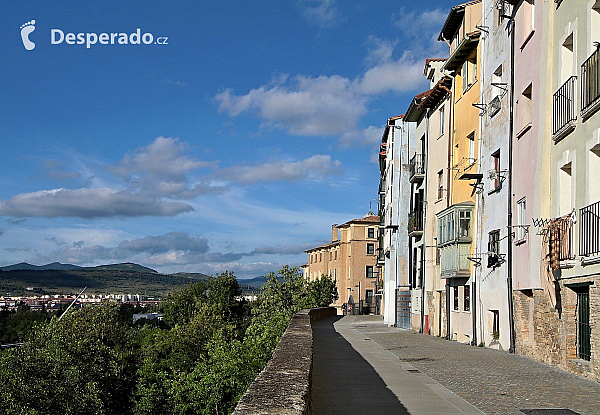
left=216, top=36, right=429, bottom=144
left=339, top=126, right=383, bottom=148
left=0, top=188, right=194, bottom=219
left=41, top=160, right=81, bottom=181
left=364, top=36, right=397, bottom=67
left=355, top=51, right=426, bottom=95
left=298, top=0, right=342, bottom=28
left=218, top=155, right=343, bottom=184
left=0, top=137, right=226, bottom=219
left=108, top=136, right=215, bottom=181
left=216, top=75, right=366, bottom=137
left=391, top=8, right=448, bottom=36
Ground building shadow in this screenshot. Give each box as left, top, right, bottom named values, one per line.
left=311, top=316, right=410, bottom=415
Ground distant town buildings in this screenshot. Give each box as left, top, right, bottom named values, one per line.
left=0, top=293, right=160, bottom=312
left=375, top=0, right=600, bottom=382
left=303, top=215, right=380, bottom=315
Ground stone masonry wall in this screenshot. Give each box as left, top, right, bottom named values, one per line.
left=513, top=275, right=600, bottom=383
left=233, top=307, right=336, bottom=415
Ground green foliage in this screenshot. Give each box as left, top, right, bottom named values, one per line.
left=0, top=266, right=338, bottom=415
left=0, top=304, right=138, bottom=415
left=0, top=304, right=51, bottom=343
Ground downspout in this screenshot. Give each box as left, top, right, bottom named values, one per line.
left=421, top=113, right=430, bottom=334
left=507, top=12, right=516, bottom=354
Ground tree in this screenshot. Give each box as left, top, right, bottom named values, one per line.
left=0, top=304, right=139, bottom=415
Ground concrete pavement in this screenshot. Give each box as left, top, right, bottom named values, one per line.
left=312, top=315, right=600, bottom=415
left=312, top=315, right=483, bottom=414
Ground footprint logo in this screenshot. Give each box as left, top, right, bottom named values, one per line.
left=20, top=20, right=36, bottom=50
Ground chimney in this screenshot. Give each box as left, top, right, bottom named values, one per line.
left=332, top=224, right=339, bottom=242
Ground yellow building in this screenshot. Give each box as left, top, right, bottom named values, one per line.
left=436, top=0, right=482, bottom=343
left=303, top=215, right=380, bottom=315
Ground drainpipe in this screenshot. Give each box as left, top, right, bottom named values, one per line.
left=507, top=12, right=516, bottom=354
left=421, top=113, right=430, bottom=334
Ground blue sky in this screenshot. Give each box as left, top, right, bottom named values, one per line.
left=1, top=1, right=457, bottom=278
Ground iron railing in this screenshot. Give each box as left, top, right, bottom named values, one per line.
left=580, top=200, right=600, bottom=257
left=553, top=76, right=577, bottom=136
left=409, top=154, right=426, bottom=180
left=553, top=218, right=573, bottom=261
left=408, top=208, right=424, bottom=234
left=582, top=48, right=600, bottom=116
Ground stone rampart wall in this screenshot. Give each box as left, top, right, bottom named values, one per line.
left=232, top=307, right=336, bottom=414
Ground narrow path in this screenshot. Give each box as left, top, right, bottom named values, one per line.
left=312, top=315, right=483, bottom=414
left=338, top=315, right=600, bottom=415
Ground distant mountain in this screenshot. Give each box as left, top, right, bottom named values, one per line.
left=170, top=272, right=211, bottom=281
left=91, top=263, right=158, bottom=273
left=0, top=262, right=157, bottom=273
left=0, top=262, right=82, bottom=272
left=237, top=276, right=269, bottom=289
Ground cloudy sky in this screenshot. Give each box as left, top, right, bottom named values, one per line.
left=1, top=1, right=457, bottom=278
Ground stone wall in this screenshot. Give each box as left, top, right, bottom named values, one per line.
left=233, top=307, right=336, bottom=415
left=513, top=275, right=600, bottom=383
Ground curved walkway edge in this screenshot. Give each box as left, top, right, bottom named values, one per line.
left=312, top=315, right=483, bottom=415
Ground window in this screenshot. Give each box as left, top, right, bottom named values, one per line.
left=464, top=285, right=470, bottom=312
left=334, top=249, right=338, bottom=260
left=559, top=162, right=573, bottom=216
left=329, top=251, right=332, bottom=260
left=319, top=252, right=322, bottom=262
left=462, top=61, right=469, bottom=92
left=366, top=289, right=374, bottom=304
left=492, top=310, right=500, bottom=340
left=560, top=32, right=574, bottom=84
left=439, top=105, right=445, bottom=136
left=367, top=243, right=375, bottom=255
left=453, top=286, right=459, bottom=311
left=366, top=266, right=374, bottom=279
left=591, top=1, right=600, bottom=54
left=494, top=0, right=506, bottom=28
left=468, top=132, right=475, bottom=163
left=519, top=84, right=532, bottom=131
left=448, top=211, right=455, bottom=240
left=517, top=198, right=527, bottom=240
left=437, top=170, right=444, bottom=200
left=589, top=144, right=600, bottom=204
left=488, top=230, right=501, bottom=268
left=462, top=58, right=477, bottom=93
left=577, top=287, right=591, bottom=360
left=368, top=228, right=375, bottom=238
left=521, top=0, right=535, bottom=46
left=492, top=150, right=501, bottom=190
left=489, top=230, right=500, bottom=254
left=459, top=210, right=471, bottom=238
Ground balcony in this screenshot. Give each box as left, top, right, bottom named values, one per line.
left=378, top=179, right=386, bottom=195
left=580, top=201, right=600, bottom=257
left=552, top=76, right=577, bottom=141
left=439, top=243, right=472, bottom=278
left=407, top=209, right=424, bottom=237
left=409, top=154, right=425, bottom=183
left=581, top=48, right=600, bottom=120
left=550, top=218, right=573, bottom=262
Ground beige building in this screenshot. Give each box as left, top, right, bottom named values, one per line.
left=303, top=215, right=380, bottom=315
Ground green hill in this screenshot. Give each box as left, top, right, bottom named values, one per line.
left=0, top=268, right=206, bottom=297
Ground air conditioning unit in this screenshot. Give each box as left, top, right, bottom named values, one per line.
left=489, top=96, right=501, bottom=117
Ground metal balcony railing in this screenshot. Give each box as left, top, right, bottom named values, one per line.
left=552, top=218, right=573, bottom=261
left=553, top=76, right=577, bottom=136
left=408, top=209, right=424, bottom=234
left=409, top=154, right=426, bottom=181
left=582, top=48, right=600, bottom=116
left=580, top=200, right=600, bottom=257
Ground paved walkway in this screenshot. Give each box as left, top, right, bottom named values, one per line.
left=312, top=315, right=600, bottom=415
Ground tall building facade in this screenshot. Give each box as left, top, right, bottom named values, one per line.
left=375, top=0, right=600, bottom=382
left=304, top=215, right=380, bottom=315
